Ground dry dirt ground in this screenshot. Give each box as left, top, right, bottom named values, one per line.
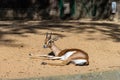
left=0, top=20, right=120, bottom=79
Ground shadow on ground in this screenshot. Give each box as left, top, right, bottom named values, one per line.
left=0, top=20, right=120, bottom=47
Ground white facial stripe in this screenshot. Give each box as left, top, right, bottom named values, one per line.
left=60, top=51, right=76, bottom=60
left=48, top=39, right=51, bottom=43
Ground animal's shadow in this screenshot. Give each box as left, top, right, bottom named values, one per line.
left=48, top=51, right=55, bottom=56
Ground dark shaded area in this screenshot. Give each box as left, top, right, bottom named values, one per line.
left=0, top=0, right=119, bottom=20
left=0, top=0, right=50, bottom=20
left=76, top=0, right=111, bottom=19
left=48, top=51, right=55, bottom=56
left=0, top=21, right=120, bottom=47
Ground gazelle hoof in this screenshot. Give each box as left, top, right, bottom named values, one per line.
left=41, top=62, right=47, bottom=65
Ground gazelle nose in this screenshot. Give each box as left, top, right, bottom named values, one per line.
left=43, top=45, right=47, bottom=48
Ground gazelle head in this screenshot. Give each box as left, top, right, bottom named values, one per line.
left=43, top=32, right=58, bottom=48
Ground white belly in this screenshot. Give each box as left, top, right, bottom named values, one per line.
left=72, top=59, right=87, bottom=65
left=60, top=51, right=76, bottom=60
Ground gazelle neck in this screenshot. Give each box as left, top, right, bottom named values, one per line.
left=50, top=43, right=61, bottom=56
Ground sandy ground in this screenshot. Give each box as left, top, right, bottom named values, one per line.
left=0, top=20, right=120, bottom=79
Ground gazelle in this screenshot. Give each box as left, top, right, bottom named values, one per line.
left=41, top=32, right=89, bottom=66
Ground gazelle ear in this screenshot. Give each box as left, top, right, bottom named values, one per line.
left=52, top=36, right=59, bottom=41
left=50, top=32, right=52, bottom=38
left=46, top=32, right=52, bottom=39
left=46, top=32, right=48, bottom=38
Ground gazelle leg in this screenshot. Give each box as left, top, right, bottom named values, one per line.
left=29, top=54, right=61, bottom=60
left=29, top=53, right=53, bottom=58
left=41, top=60, right=70, bottom=66
left=29, top=55, right=54, bottom=60
left=33, top=55, right=62, bottom=60
left=29, top=53, right=50, bottom=57
left=49, top=56, right=62, bottom=60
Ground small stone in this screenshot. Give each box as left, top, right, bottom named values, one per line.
left=41, top=62, right=47, bottom=65
left=20, top=45, right=24, bottom=47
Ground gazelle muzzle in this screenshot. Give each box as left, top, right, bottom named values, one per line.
left=43, top=44, right=47, bottom=48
